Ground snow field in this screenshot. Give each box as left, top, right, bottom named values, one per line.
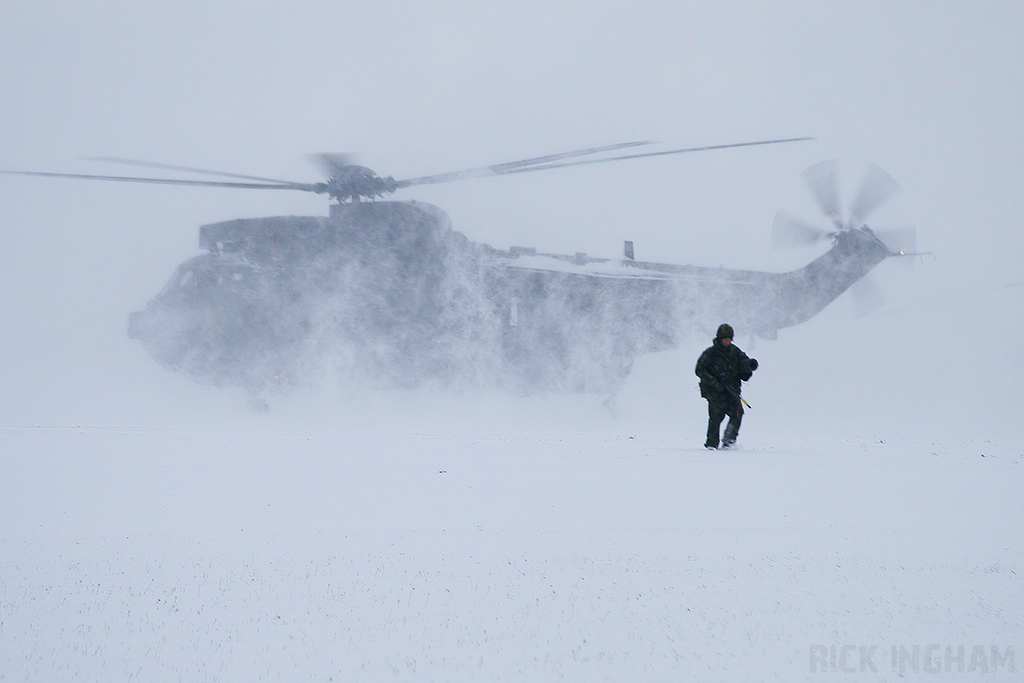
left=2, top=424, right=1020, bottom=681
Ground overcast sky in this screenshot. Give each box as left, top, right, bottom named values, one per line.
left=1, top=1, right=1021, bottom=422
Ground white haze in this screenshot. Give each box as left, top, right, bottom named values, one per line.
left=1, top=1, right=1021, bottom=680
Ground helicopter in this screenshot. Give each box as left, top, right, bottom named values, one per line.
left=2, top=139, right=918, bottom=395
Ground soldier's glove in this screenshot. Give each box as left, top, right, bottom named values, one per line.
left=749, top=358, right=758, bottom=371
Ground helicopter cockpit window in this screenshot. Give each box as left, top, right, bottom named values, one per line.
left=173, top=268, right=219, bottom=292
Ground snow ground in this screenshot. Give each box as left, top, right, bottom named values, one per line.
left=2, top=281, right=1022, bottom=682
left=2, top=421, right=1020, bottom=682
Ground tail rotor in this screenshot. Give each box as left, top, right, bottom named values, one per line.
left=771, top=160, right=917, bottom=315
left=771, top=159, right=911, bottom=250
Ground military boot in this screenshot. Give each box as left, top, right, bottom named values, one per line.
left=722, top=422, right=739, bottom=449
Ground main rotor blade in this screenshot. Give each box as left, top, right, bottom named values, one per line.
left=487, top=140, right=657, bottom=172
left=404, top=137, right=815, bottom=185
left=849, top=163, right=900, bottom=225
left=0, top=170, right=323, bottom=193
left=84, top=157, right=306, bottom=185
left=395, top=140, right=656, bottom=188
left=801, top=159, right=842, bottom=226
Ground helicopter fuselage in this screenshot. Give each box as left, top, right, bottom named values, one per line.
left=128, top=200, right=894, bottom=393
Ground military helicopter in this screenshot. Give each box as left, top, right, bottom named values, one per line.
left=2, top=139, right=918, bottom=395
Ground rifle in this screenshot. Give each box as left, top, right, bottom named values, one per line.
left=708, top=369, right=752, bottom=410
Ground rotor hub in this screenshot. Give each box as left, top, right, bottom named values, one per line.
left=324, top=166, right=398, bottom=203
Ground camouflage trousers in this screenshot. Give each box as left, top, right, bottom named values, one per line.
left=705, top=392, right=743, bottom=448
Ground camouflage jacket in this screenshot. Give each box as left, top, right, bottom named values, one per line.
left=695, top=339, right=755, bottom=398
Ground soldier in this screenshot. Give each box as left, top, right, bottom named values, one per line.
left=695, top=323, right=758, bottom=449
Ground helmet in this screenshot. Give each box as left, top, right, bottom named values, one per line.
left=716, top=323, right=734, bottom=340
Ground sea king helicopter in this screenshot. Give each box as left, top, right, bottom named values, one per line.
left=2, top=139, right=918, bottom=395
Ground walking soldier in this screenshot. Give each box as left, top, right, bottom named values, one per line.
left=695, top=324, right=758, bottom=449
